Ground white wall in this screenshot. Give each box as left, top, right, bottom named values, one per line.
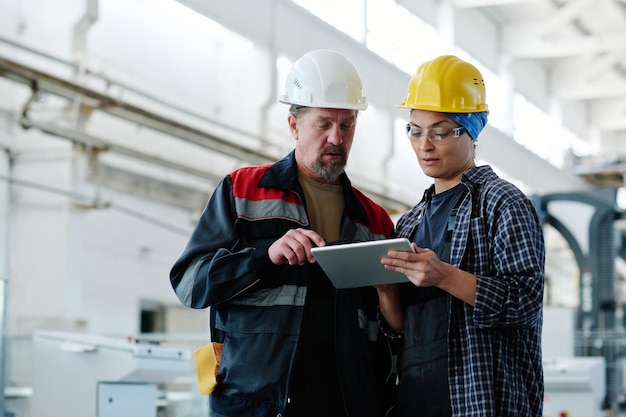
left=0, top=0, right=214, bottom=341
left=5, top=132, right=194, bottom=336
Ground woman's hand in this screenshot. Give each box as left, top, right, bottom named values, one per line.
left=381, top=243, right=477, bottom=305
left=381, top=244, right=447, bottom=288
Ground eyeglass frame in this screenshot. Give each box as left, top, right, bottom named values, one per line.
left=405, top=124, right=467, bottom=142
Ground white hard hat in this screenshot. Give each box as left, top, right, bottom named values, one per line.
left=279, top=49, right=368, bottom=110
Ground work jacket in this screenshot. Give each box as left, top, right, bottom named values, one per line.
left=170, top=151, right=395, bottom=417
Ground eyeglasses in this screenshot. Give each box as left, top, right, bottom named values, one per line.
left=405, top=124, right=466, bottom=142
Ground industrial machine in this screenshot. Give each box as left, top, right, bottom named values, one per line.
left=31, top=331, right=193, bottom=417
left=535, top=189, right=624, bottom=409
left=543, top=356, right=606, bottom=417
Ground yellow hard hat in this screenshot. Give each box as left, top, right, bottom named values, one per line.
left=398, top=55, right=488, bottom=113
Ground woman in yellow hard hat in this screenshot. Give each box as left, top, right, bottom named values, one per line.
left=376, top=55, right=545, bottom=417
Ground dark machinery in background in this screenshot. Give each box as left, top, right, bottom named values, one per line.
left=535, top=188, right=625, bottom=411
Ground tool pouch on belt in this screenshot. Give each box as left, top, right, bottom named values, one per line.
left=194, top=342, right=223, bottom=395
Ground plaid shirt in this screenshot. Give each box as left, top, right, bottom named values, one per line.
left=395, top=165, right=545, bottom=417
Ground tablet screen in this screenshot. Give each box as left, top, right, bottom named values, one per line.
left=311, top=238, right=414, bottom=289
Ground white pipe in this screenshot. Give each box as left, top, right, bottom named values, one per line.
left=71, top=0, right=99, bottom=129
left=0, top=148, right=14, bottom=416
left=259, top=2, right=278, bottom=143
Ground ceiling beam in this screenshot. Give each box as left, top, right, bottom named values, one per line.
left=554, top=77, right=626, bottom=101
left=451, top=0, right=549, bottom=7
left=502, top=33, right=626, bottom=58
left=590, top=98, right=626, bottom=131
left=478, top=125, right=589, bottom=193
left=502, top=0, right=596, bottom=39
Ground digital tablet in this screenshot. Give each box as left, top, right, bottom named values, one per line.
left=311, top=238, right=415, bottom=289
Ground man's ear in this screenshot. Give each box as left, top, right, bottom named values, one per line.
left=288, top=114, right=298, bottom=139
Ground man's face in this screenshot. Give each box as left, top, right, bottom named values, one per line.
left=290, top=107, right=357, bottom=183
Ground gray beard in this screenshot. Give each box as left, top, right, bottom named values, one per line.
left=312, top=158, right=346, bottom=182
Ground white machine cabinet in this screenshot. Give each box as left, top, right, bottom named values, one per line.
left=97, top=382, right=156, bottom=417
left=32, top=331, right=192, bottom=417
left=543, top=356, right=606, bottom=417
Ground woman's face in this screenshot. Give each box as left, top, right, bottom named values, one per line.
left=407, top=109, right=476, bottom=193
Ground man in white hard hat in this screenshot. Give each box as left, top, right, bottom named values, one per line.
left=171, top=50, right=396, bottom=417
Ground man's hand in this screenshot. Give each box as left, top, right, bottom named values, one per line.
left=268, top=228, right=326, bottom=266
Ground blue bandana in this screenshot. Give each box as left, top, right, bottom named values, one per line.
left=444, top=112, right=488, bottom=141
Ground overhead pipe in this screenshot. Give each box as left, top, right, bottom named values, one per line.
left=0, top=56, right=279, bottom=165
left=19, top=117, right=224, bottom=184
left=0, top=55, right=411, bottom=212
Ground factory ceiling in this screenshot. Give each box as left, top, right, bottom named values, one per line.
left=2, top=0, right=626, bottom=213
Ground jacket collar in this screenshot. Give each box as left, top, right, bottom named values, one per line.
left=421, top=165, right=496, bottom=203
left=259, top=150, right=370, bottom=225
left=461, top=165, right=497, bottom=185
